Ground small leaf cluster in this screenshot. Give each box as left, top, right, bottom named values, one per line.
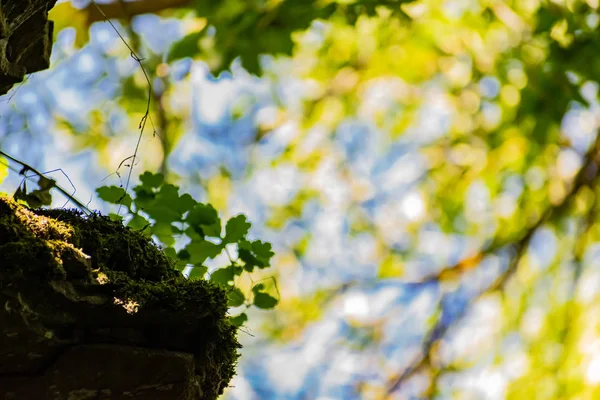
left=13, top=176, right=56, bottom=208
left=96, top=171, right=278, bottom=325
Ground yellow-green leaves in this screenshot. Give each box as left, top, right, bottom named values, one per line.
left=168, top=0, right=340, bottom=75
left=48, top=2, right=90, bottom=47
left=0, top=155, right=7, bottom=185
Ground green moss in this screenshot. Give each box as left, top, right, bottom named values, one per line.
left=0, top=195, right=241, bottom=398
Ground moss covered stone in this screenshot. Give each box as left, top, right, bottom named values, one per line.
left=0, top=196, right=241, bottom=399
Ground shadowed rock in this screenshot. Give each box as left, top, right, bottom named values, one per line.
left=0, top=0, right=58, bottom=95
left=0, top=197, right=241, bottom=399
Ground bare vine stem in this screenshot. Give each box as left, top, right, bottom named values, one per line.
left=90, top=0, right=153, bottom=215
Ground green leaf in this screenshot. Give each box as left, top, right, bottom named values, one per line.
left=251, top=283, right=279, bottom=309
left=210, top=266, right=234, bottom=286
left=253, top=291, right=278, bottom=309
left=138, top=184, right=185, bottom=224
left=175, top=264, right=187, bottom=275
left=184, top=225, right=204, bottom=241
left=162, top=247, right=187, bottom=269
left=251, top=240, right=274, bottom=264
left=127, top=214, right=149, bottom=230
left=139, top=171, right=164, bottom=188
left=177, top=249, right=190, bottom=261
left=238, top=251, right=257, bottom=272
left=37, top=176, right=55, bottom=190
left=108, top=213, right=124, bottom=222
left=151, top=222, right=176, bottom=247
left=238, top=239, right=274, bottom=272
left=185, top=239, right=222, bottom=264
left=25, top=189, right=53, bottom=208
left=239, top=48, right=262, bottom=76
left=230, top=313, right=248, bottom=327
left=167, top=31, right=203, bottom=62
left=163, top=247, right=178, bottom=261
left=11, top=176, right=57, bottom=208
left=228, top=287, right=245, bottom=307
left=97, top=186, right=132, bottom=208
left=178, top=193, right=197, bottom=214
left=187, top=203, right=221, bottom=237
left=232, top=265, right=244, bottom=276
left=188, top=264, right=208, bottom=280
left=133, top=185, right=155, bottom=199
left=149, top=205, right=183, bottom=224
left=223, top=214, right=251, bottom=244
left=252, top=283, right=265, bottom=293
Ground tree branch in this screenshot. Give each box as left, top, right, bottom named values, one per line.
left=83, top=0, right=193, bottom=25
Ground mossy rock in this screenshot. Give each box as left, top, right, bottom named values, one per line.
left=0, top=196, right=240, bottom=399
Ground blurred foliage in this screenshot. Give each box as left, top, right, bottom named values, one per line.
left=169, top=0, right=418, bottom=74
left=6, top=0, right=600, bottom=398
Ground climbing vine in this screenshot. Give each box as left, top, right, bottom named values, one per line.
left=96, top=171, right=278, bottom=326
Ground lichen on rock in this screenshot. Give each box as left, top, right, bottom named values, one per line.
left=0, top=196, right=240, bottom=399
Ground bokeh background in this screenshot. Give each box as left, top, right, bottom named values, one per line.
left=2, top=0, right=600, bottom=398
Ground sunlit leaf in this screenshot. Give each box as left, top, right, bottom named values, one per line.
left=127, top=214, right=149, bottom=230
left=188, top=264, right=208, bottom=280
left=227, top=287, right=245, bottom=307
left=0, top=156, right=7, bottom=185
left=230, top=313, right=248, bottom=327
left=210, top=266, right=235, bottom=286
left=252, top=284, right=278, bottom=309
left=97, top=186, right=132, bottom=208
left=185, top=239, right=223, bottom=264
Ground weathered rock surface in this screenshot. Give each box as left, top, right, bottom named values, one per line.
left=0, top=197, right=240, bottom=399
left=0, top=0, right=58, bottom=95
